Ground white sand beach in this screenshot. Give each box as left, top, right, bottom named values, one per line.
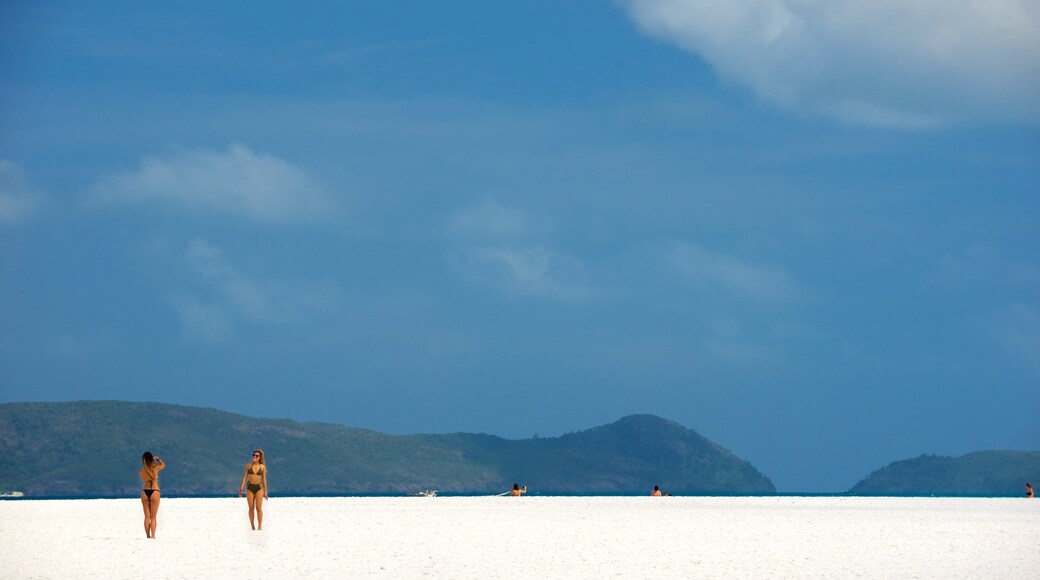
left=1, top=496, right=1037, bottom=579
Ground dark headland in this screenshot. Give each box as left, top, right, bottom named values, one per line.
left=851, top=450, right=1040, bottom=496
left=0, top=401, right=774, bottom=497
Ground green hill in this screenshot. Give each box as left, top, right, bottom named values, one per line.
left=0, top=401, right=775, bottom=496
left=851, top=451, right=1040, bottom=496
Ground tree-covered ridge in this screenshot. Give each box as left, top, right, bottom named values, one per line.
left=851, top=451, right=1040, bottom=495
left=0, top=401, right=775, bottom=496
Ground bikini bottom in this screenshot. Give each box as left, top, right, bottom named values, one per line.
left=246, top=482, right=263, bottom=494
left=143, top=489, right=157, bottom=499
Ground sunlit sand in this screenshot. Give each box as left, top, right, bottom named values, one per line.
left=1, top=496, right=1036, bottom=578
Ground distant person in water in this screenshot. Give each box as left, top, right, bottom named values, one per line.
left=510, top=483, right=527, bottom=496
left=239, top=449, right=269, bottom=530
left=139, top=451, right=165, bottom=539
left=651, top=485, right=671, bottom=496
left=1027, top=483, right=1034, bottom=498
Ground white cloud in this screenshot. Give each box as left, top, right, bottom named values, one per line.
left=91, top=144, right=334, bottom=223
left=696, top=317, right=780, bottom=364
left=446, top=202, right=590, bottom=301
left=447, top=199, right=540, bottom=240
left=173, top=296, right=235, bottom=345
left=186, top=239, right=278, bottom=322
left=0, top=160, right=43, bottom=225
left=670, top=241, right=799, bottom=303
left=176, top=238, right=341, bottom=343
left=621, top=0, right=1040, bottom=126
left=452, top=245, right=592, bottom=302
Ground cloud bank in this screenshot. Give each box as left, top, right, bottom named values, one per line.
left=91, top=144, right=333, bottom=223
left=621, top=0, right=1040, bottom=126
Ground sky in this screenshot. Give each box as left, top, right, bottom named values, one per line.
left=1, top=0, right=1038, bottom=492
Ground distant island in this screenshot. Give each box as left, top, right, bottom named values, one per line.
left=0, top=401, right=775, bottom=497
left=851, top=451, right=1040, bottom=496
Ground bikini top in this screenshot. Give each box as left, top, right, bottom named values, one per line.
left=250, top=465, right=264, bottom=476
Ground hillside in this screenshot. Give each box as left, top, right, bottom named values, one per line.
left=0, top=401, right=775, bottom=496
left=851, top=451, right=1040, bottom=496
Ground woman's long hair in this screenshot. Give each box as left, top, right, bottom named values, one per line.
left=141, top=451, right=157, bottom=481
left=253, top=449, right=265, bottom=465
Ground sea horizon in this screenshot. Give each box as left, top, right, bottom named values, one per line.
left=2, top=491, right=1031, bottom=500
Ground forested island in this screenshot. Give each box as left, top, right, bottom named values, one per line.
left=851, top=451, right=1040, bottom=496
left=4, top=401, right=1036, bottom=497
left=0, top=401, right=774, bottom=496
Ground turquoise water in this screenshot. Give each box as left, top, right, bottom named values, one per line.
left=3, top=491, right=1027, bottom=500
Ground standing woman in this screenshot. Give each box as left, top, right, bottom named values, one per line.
left=238, top=449, right=269, bottom=530
left=139, top=452, right=165, bottom=539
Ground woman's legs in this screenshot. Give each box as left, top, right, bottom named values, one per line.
left=254, top=492, right=264, bottom=530
left=140, top=491, right=160, bottom=538
left=246, top=490, right=257, bottom=530
left=148, top=492, right=160, bottom=538
left=140, top=492, right=150, bottom=537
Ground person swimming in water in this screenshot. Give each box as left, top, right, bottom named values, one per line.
left=139, top=452, right=165, bottom=539
left=510, top=483, right=527, bottom=496
left=1027, top=482, right=1034, bottom=498
left=238, top=449, right=269, bottom=530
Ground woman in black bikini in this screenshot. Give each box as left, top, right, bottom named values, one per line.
left=139, top=451, right=165, bottom=539
left=238, top=449, right=269, bottom=530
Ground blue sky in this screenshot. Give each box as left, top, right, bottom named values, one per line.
left=2, top=0, right=1038, bottom=491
